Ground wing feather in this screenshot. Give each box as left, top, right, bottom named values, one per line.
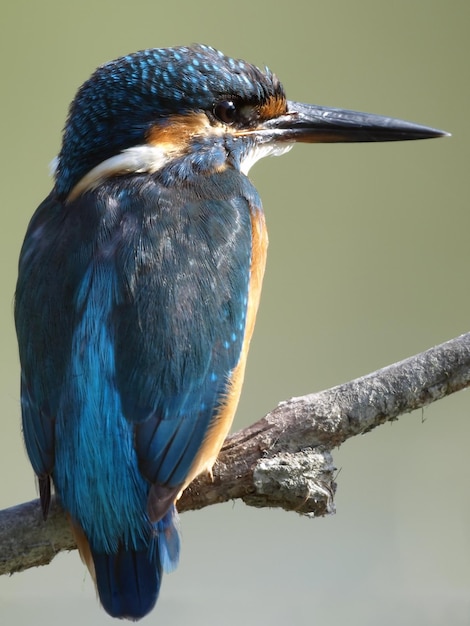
left=16, top=169, right=258, bottom=517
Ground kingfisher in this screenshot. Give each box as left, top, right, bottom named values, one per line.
left=14, top=44, right=447, bottom=620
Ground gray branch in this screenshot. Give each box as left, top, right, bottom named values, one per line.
left=2, top=332, right=470, bottom=576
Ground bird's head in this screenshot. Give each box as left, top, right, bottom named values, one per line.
left=55, top=44, right=447, bottom=201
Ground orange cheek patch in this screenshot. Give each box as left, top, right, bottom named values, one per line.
left=146, top=112, right=212, bottom=152
left=258, top=94, right=288, bottom=121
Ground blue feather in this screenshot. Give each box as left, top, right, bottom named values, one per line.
left=92, top=507, right=179, bottom=620
left=93, top=549, right=161, bottom=620
left=53, top=261, right=149, bottom=553
left=15, top=167, right=259, bottom=618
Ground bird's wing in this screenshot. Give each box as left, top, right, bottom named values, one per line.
left=15, top=171, right=257, bottom=519
left=15, top=192, right=85, bottom=516
left=111, top=174, right=254, bottom=490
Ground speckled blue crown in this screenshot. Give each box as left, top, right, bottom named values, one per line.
left=56, top=45, right=284, bottom=196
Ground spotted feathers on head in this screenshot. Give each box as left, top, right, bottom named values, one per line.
left=55, top=45, right=286, bottom=197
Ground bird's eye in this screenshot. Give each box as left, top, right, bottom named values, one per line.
left=213, top=100, right=238, bottom=125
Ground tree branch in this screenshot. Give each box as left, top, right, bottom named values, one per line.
left=2, top=332, right=470, bottom=576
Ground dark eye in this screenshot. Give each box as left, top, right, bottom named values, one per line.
left=213, top=100, right=238, bottom=125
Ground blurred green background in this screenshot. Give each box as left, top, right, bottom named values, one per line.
left=1, top=1, right=469, bottom=624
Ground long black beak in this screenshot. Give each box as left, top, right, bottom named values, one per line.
left=262, top=100, right=449, bottom=143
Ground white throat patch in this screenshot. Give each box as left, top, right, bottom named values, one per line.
left=239, top=142, right=293, bottom=176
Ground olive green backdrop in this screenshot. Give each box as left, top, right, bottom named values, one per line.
left=1, top=1, right=469, bottom=624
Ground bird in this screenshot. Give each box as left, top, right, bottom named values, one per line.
left=14, top=44, right=447, bottom=620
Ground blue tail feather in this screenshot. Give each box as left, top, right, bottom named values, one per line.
left=92, top=507, right=180, bottom=620
left=93, top=548, right=161, bottom=620
left=157, top=506, right=180, bottom=574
